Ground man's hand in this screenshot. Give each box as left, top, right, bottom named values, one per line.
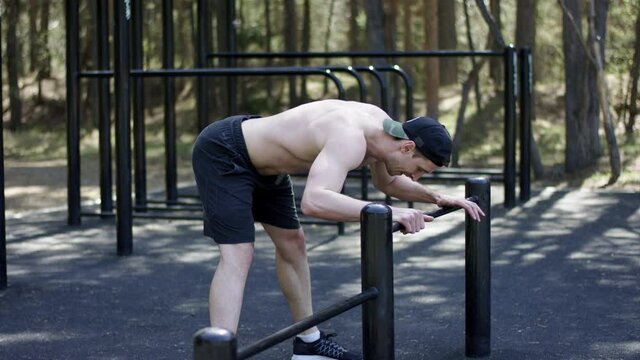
left=436, top=195, right=486, bottom=221
left=391, top=207, right=434, bottom=234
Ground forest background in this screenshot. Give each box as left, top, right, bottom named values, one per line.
left=0, top=0, right=638, bottom=216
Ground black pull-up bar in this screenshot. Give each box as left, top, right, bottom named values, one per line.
left=391, top=195, right=479, bottom=233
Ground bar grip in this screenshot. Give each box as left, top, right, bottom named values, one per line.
left=391, top=196, right=478, bottom=233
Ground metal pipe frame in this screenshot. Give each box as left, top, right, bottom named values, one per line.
left=209, top=50, right=505, bottom=59
left=132, top=0, right=147, bottom=209
left=163, top=0, right=178, bottom=204
left=377, top=65, right=414, bottom=121
left=519, top=47, right=532, bottom=203
left=66, top=0, right=81, bottom=226
left=97, top=0, right=112, bottom=215
left=503, top=45, right=518, bottom=208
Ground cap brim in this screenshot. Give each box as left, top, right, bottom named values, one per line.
left=383, top=118, right=408, bottom=139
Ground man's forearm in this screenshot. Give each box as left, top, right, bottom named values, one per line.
left=381, top=176, right=440, bottom=204
left=301, top=188, right=372, bottom=222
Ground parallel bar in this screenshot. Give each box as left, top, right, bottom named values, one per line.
left=519, top=47, right=532, bottom=203
left=163, top=0, right=178, bottom=204
left=209, top=50, right=504, bottom=59
left=503, top=45, right=518, bottom=208
left=237, top=288, right=379, bottom=359
left=194, top=328, right=237, bottom=360
left=65, top=0, right=81, bottom=226
left=465, top=178, right=491, bottom=357
left=132, top=0, right=147, bottom=209
left=97, top=0, right=112, bottom=215
left=114, top=0, right=133, bottom=255
left=361, top=204, right=395, bottom=360
left=391, top=196, right=478, bottom=233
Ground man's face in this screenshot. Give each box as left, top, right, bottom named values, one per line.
left=385, top=142, right=438, bottom=181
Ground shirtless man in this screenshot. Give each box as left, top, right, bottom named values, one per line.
left=192, top=99, right=485, bottom=360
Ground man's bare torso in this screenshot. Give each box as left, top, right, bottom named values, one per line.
left=242, top=100, right=390, bottom=175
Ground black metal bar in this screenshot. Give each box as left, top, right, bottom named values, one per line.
left=196, top=0, right=211, bottom=131
left=377, top=65, right=414, bottom=121
left=194, top=327, right=238, bottom=360
left=132, top=0, right=147, bottom=210
left=391, top=196, right=478, bottom=233
left=163, top=0, right=178, bottom=204
left=97, top=0, right=112, bottom=215
left=361, top=204, right=395, bottom=360
left=325, top=66, right=367, bottom=102
left=237, top=288, right=379, bottom=359
left=503, top=45, right=517, bottom=208
left=0, top=13, right=5, bottom=291
left=465, top=178, right=491, bottom=357
left=209, top=50, right=505, bottom=59
left=128, top=67, right=346, bottom=99
left=114, top=0, right=133, bottom=255
left=353, top=66, right=388, bottom=111
left=65, top=0, right=81, bottom=226
left=519, top=47, right=532, bottom=203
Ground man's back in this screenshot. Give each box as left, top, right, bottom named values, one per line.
left=242, top=100, right=390, bottom=176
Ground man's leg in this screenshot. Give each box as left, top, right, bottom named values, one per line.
left=262, top=223, right=318, bottom=335
left=209, top=243, right=254, bottom=333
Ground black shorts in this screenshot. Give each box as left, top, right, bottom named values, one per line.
left=192, top=115, right=300, bottom=244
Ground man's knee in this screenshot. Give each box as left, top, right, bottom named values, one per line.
left=274, top=228, right=307, bottom=259
left=218, top=243, right=255, bottom=272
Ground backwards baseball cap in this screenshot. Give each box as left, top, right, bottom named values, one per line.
left=383, top=116, right=452, bottom=167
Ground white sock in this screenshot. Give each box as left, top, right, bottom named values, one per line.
left=296, top=330, right=321, bottom=343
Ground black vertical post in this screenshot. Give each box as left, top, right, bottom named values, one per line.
left=97, top=0, right=112, bottom=215
left=465, top=178, right=491, bottom=357
left=196, top=0, right=211, bottom=131
left=361, top=204, right=394, bottom=360
left=503, top=45, right=517, bottom=208
left=194, top=327, right=237, bottom=360
left=132, top=0, right=147, bottom=209
left=114, top=0, right=133, bottom=255
left=163, top=0, right=178, bottom=204
left=0, top=11, right=6, bottom=291
left=65, top=0, right=81, bottom=225
left=519, top=47, right=532, bottom=203
left=227, top=0, right=238, bottom=115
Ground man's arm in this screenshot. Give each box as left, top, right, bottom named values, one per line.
left=370, top=162, right=485, bottom=221
left=301, top=132, right=431, bottom=233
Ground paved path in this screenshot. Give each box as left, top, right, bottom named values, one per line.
left=1, top=185, right=638, bottom=359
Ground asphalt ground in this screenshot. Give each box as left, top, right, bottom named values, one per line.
left=1, top=183, right=639, bottom=360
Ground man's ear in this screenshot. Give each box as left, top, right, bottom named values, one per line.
left=400, top=140, right=416, bottom=154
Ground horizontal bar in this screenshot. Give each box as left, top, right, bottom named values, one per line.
left=81, top=211, right=115, bottom=218
left=78, top=67, right=343, bottom=78
left=209, top=50, right=504, bottom=59
left=391, top=196, right=479, bottom=233
left=238, top=287, right=379, bottom=360
left=133, top=205, right=202, bottom=212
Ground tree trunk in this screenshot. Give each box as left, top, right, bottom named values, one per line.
left=627, top=3, right=640, bottom=136
left=562, top=0, right=602, bottom=173
left=363, top=0, right=388, bottom=106
left=300, top=0, right=311, bottom=102
left=29, top=0, right=39, bottom=73
left=322, top=0, right=336, bottom=95
left=349, top=0, right=360, bottom=52
left=464, top=0, right=482, bottom=110
left=489, top=0, right=502, bottom=82
left=424, top=0, right=439, bottom=118
left=284, top=0, right=298, bottom=106
left=403, top=0, right=414, bottom=76
left=516, top=0, right=544, bottom=179
left=264, top=0, right=273, bottom=101
left=588, top=0, right=620, bottom=184
left=38, top=0, right=52, bottom=78
left=6, top=0, right=22, bottom=130
left=438, top=0, right=457, bottom=86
